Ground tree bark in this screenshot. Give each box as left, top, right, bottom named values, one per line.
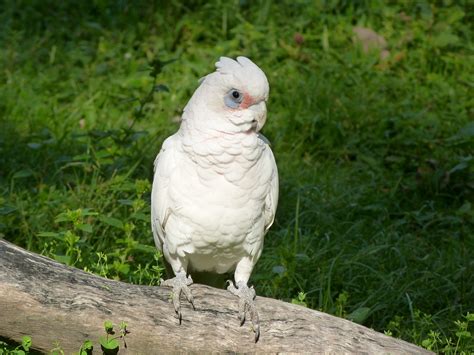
left=0, top=239, right=431, bottom=354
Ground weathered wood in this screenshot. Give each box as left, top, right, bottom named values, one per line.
left=0, top=239, right=431, bottom=354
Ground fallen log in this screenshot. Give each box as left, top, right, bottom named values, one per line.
left=0, top=239, right=430, bottom=354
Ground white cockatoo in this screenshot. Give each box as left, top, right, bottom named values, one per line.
left=151, top=56, right=278, bottom=341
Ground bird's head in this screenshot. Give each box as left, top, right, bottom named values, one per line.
left=183, top=56, right=270, bottom=134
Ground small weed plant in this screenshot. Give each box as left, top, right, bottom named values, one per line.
left=0, top=321, right=129, bottom=355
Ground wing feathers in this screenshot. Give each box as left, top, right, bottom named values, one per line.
left=151, top=136, right=177, bottom=251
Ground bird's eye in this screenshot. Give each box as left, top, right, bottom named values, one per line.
left=225, top=89, right=243, bottom=108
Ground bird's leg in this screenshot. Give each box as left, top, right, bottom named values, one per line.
left=161, top=271, right=195, bottom=324
left=227, top=257, right=260, bottom=342
left=227, top=281, right=260, bottom=342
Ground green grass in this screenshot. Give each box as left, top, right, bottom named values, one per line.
left=1, top=0, right=473, bottom=352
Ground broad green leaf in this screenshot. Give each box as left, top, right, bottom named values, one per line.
left=456, top=330, right=471, bottom=338
left=99, top=336, right=119, bottom=350
left=131, top=212, right=148, bottom=221
left=55, top=213, right=70, bottom=223
left=12, top=170, right=33, bottom=179
left=27, top=142, right=42, bottom=149
left=431, top=32, right=460, bottom=48
left=272, top=265, right=286, bottom=274
left=80, top=339, right=93, bottom=355
left=118, top=199, right=134, bottom=206
left=457, top=122, right=474, bottom=138
left=101, top=216, right=124, bottom=229
left=133, top=243, right=159, bottom=254
left=457, top=202, right=471, bottom=215
left=0, top=204, right=17, bottom=215
left=77, top=223, right=93, bottom=233
left=104, top=320, right=114, bottom=333
left=154, top=84, right=169, bottom=92
left=81, top=209, right=98, bottom=216
left=53, top=254, right=71, bottom=264
left=347, top=307, right=371, bottom=324
left=21, top=336, right=32, bottom=351
left=73, top=154, right=90, bottom=161
left=449, top=161, right=469, bottom=174
left=446, top=6, right=465, bottom=24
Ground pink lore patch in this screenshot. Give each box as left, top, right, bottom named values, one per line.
left=240, top=93, right=254, bottom=109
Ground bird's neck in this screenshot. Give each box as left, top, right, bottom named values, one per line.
left=180, top=107, right=253, bottom=138
left=178, top=118, right=264, bottom=174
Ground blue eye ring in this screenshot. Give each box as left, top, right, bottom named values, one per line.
left=225, top=89, right=243, bottom=108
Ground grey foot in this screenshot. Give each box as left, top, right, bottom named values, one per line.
left=227, top=280, right=260, bottom=342
left=161, top=272, right=194, bottom=324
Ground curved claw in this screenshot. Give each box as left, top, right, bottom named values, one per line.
left=227, top=281, right=260, bottom=342
left=181, top=283, right=195, bottom=310
left=250, top=303, right=260, bottom=342
left=161, top=272, right=195, bottom=324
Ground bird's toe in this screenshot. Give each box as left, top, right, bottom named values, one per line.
left=227, top=281, right=261, bottom=342
left=161, top=272, right=195, bottom=324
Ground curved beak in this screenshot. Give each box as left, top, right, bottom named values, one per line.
left=249, top=101, right=267, bottom=132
